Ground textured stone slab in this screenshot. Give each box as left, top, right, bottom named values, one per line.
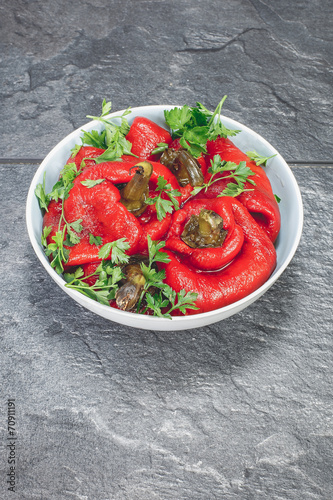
left=1, top=0, right=332, bottom=161
left=0, top=163, right=332, bottom=498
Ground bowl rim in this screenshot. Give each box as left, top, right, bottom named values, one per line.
left=26, top=104, right=304, bottom=330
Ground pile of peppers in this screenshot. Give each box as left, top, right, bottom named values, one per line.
left=39, top=104, right=280, bottom=317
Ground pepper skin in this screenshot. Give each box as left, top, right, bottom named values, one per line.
left=165, top=198, right=244, bottom=271
left=199, top=137, right=280, bottom=242
left=67, top=146, right=106, bottom=171
left=159, top=198, right=276, bottom=314
left=43, top=160, right=190, bottom=267
left=126, top=117, right=172, bottom=160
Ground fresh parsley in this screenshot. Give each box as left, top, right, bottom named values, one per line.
left=151, top=142, right=169, bottom=155
left=191, top=155, right=256, bottom=198
left=39, top=162, right=84, bottom=273
left=70, top=144, right=82, bottom=159
left=44, top=228, right=70, bottom=275
left=35, top=172, right=50, bottom=211
left=137, top=236, right=199, bottom=318
left=79, top=99, right=137, bottom=162
left=64, top=260, right=125, bottom=306
left=81, top=178, right=105, bottom=188
left=89, top=233, right=103, bottom=246
left=246, top=150, right=277, bottom=166
left=145, top=176, right=181, bottom=221
left=98, top=238, right=130, bottom=264
left=41, top=226, right=52, bottom=247
left=164, top=96, right=240, bottom=158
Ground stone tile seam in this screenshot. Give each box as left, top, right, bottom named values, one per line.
left=0, top=159, right=332, bottom=168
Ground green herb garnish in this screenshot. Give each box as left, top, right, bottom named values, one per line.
left=246, top=150, right=277, bottom=166
left=80, top=99, right=137, bottom=162
left=151, top=142, right=169, bottom=155
left=64, top=258, right=126, bottom=306
left=137, top=236, right=199, bottom=318
left=145, top=176, right=181, bottom=221
left=191, top=155, right=256, bottom=198
left=164, top=96, right=240, bottom=158
left=81, top=179, right=105, bottom=188
left=89, top=233, right=103, bottom=246
left=98, top=238, right=130, bottom=264
left=35, top=172, right=50, bottom=212
left=40, top=162, right=84, bottom=273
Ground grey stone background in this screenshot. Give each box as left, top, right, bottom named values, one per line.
left=1, top=1, right=332, bottom=499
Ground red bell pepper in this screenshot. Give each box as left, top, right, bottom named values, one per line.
left=159, top=197, right=276, bottom=314
left=43, top=159, right=191, bottom=267
left=199, top=137, right=280, bottom=242
left=126, top=117, right=172, bottom=160
left=165, top=197, right=244, bottom=271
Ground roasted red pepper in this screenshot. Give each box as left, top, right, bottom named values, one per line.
left=165, top=198, right=244, bottom=271
left=39, top=101, right=281, bottom=318
left=125, top=117, right=172, bottom=160
left=198, top=137, right=281, bottom=242
left=69, top=146, right=106, bottom=171
left=160, top=197, right=276, bottom=314
left=43, top=159, right=191, bottom=267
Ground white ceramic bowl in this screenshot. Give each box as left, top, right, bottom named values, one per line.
left=26, top=105, right=303, bottom=331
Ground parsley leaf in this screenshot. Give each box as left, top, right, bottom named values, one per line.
left=136, top=236, right=198, bottom=318
left=98, top=238, right=130, bottom=264
left=151, top=142, right=169, bottom=155
left=145, top=176, right=181, bottom=221
left=89, top=233, right=103, bottom=246
left=164, top=105, right=193, bottom=132
left=41, top=226, right=52, bottom=247
left=81, top=179, right=105, bottom=188
left=49, top=163, right=81, bottom=202
left=93, top=132, right=137, bottom=164
left=206, top=96, right=241, bottom=140
left=87, top=102, right=132, bottom=145
left=101, top=98, right=112, bottom=117
left=44, top=228, right=69, bottom=274
left=37, top=162, right=84, bottom=274
left=164, top=97, right=240, bottom=158
left=191, top=155, right=256, bottom=198
left=69, top=219, right=83, bottom=233
left=70, top=144, right=82, bottom=158
left=35, top=173, right=50, bottom=211
left=65, top=260, right=125, bottom=306
left=246, top=150, right=277, bottom=166
left=81, top=129, right=107, bottom=149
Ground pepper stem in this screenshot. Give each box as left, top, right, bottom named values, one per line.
left=181, top=209, right=227, bottom=248
left=120, top=161, right=153, bottom=216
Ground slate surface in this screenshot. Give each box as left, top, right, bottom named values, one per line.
left=1, top=0, right=333, bottom=498
left=1, top=164, right=333, bottom=499
left=1, top=0, right=332, bottom=161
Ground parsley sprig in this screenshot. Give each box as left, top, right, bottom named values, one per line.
left=35, top=173, right=50, bottom=211
left=151, top=142, right=169, bottom=155
left=145, top=176, right=181, bottom=221
left=246, top=150, right=277, bottom=166
left=80, top=99, right=136, bottom=161
left=36, top=162, right=84, bottom=273
left=64, top=251, right=127, bottom=306
left=191, top=155, right=256, bottom=198
left=137, top=236, right=199, bottom=318
left=97, top=238, right=130, bottom=264
left=164, top=96, right=240, bottom=158
left=63, top=235, right=198, bottom=318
